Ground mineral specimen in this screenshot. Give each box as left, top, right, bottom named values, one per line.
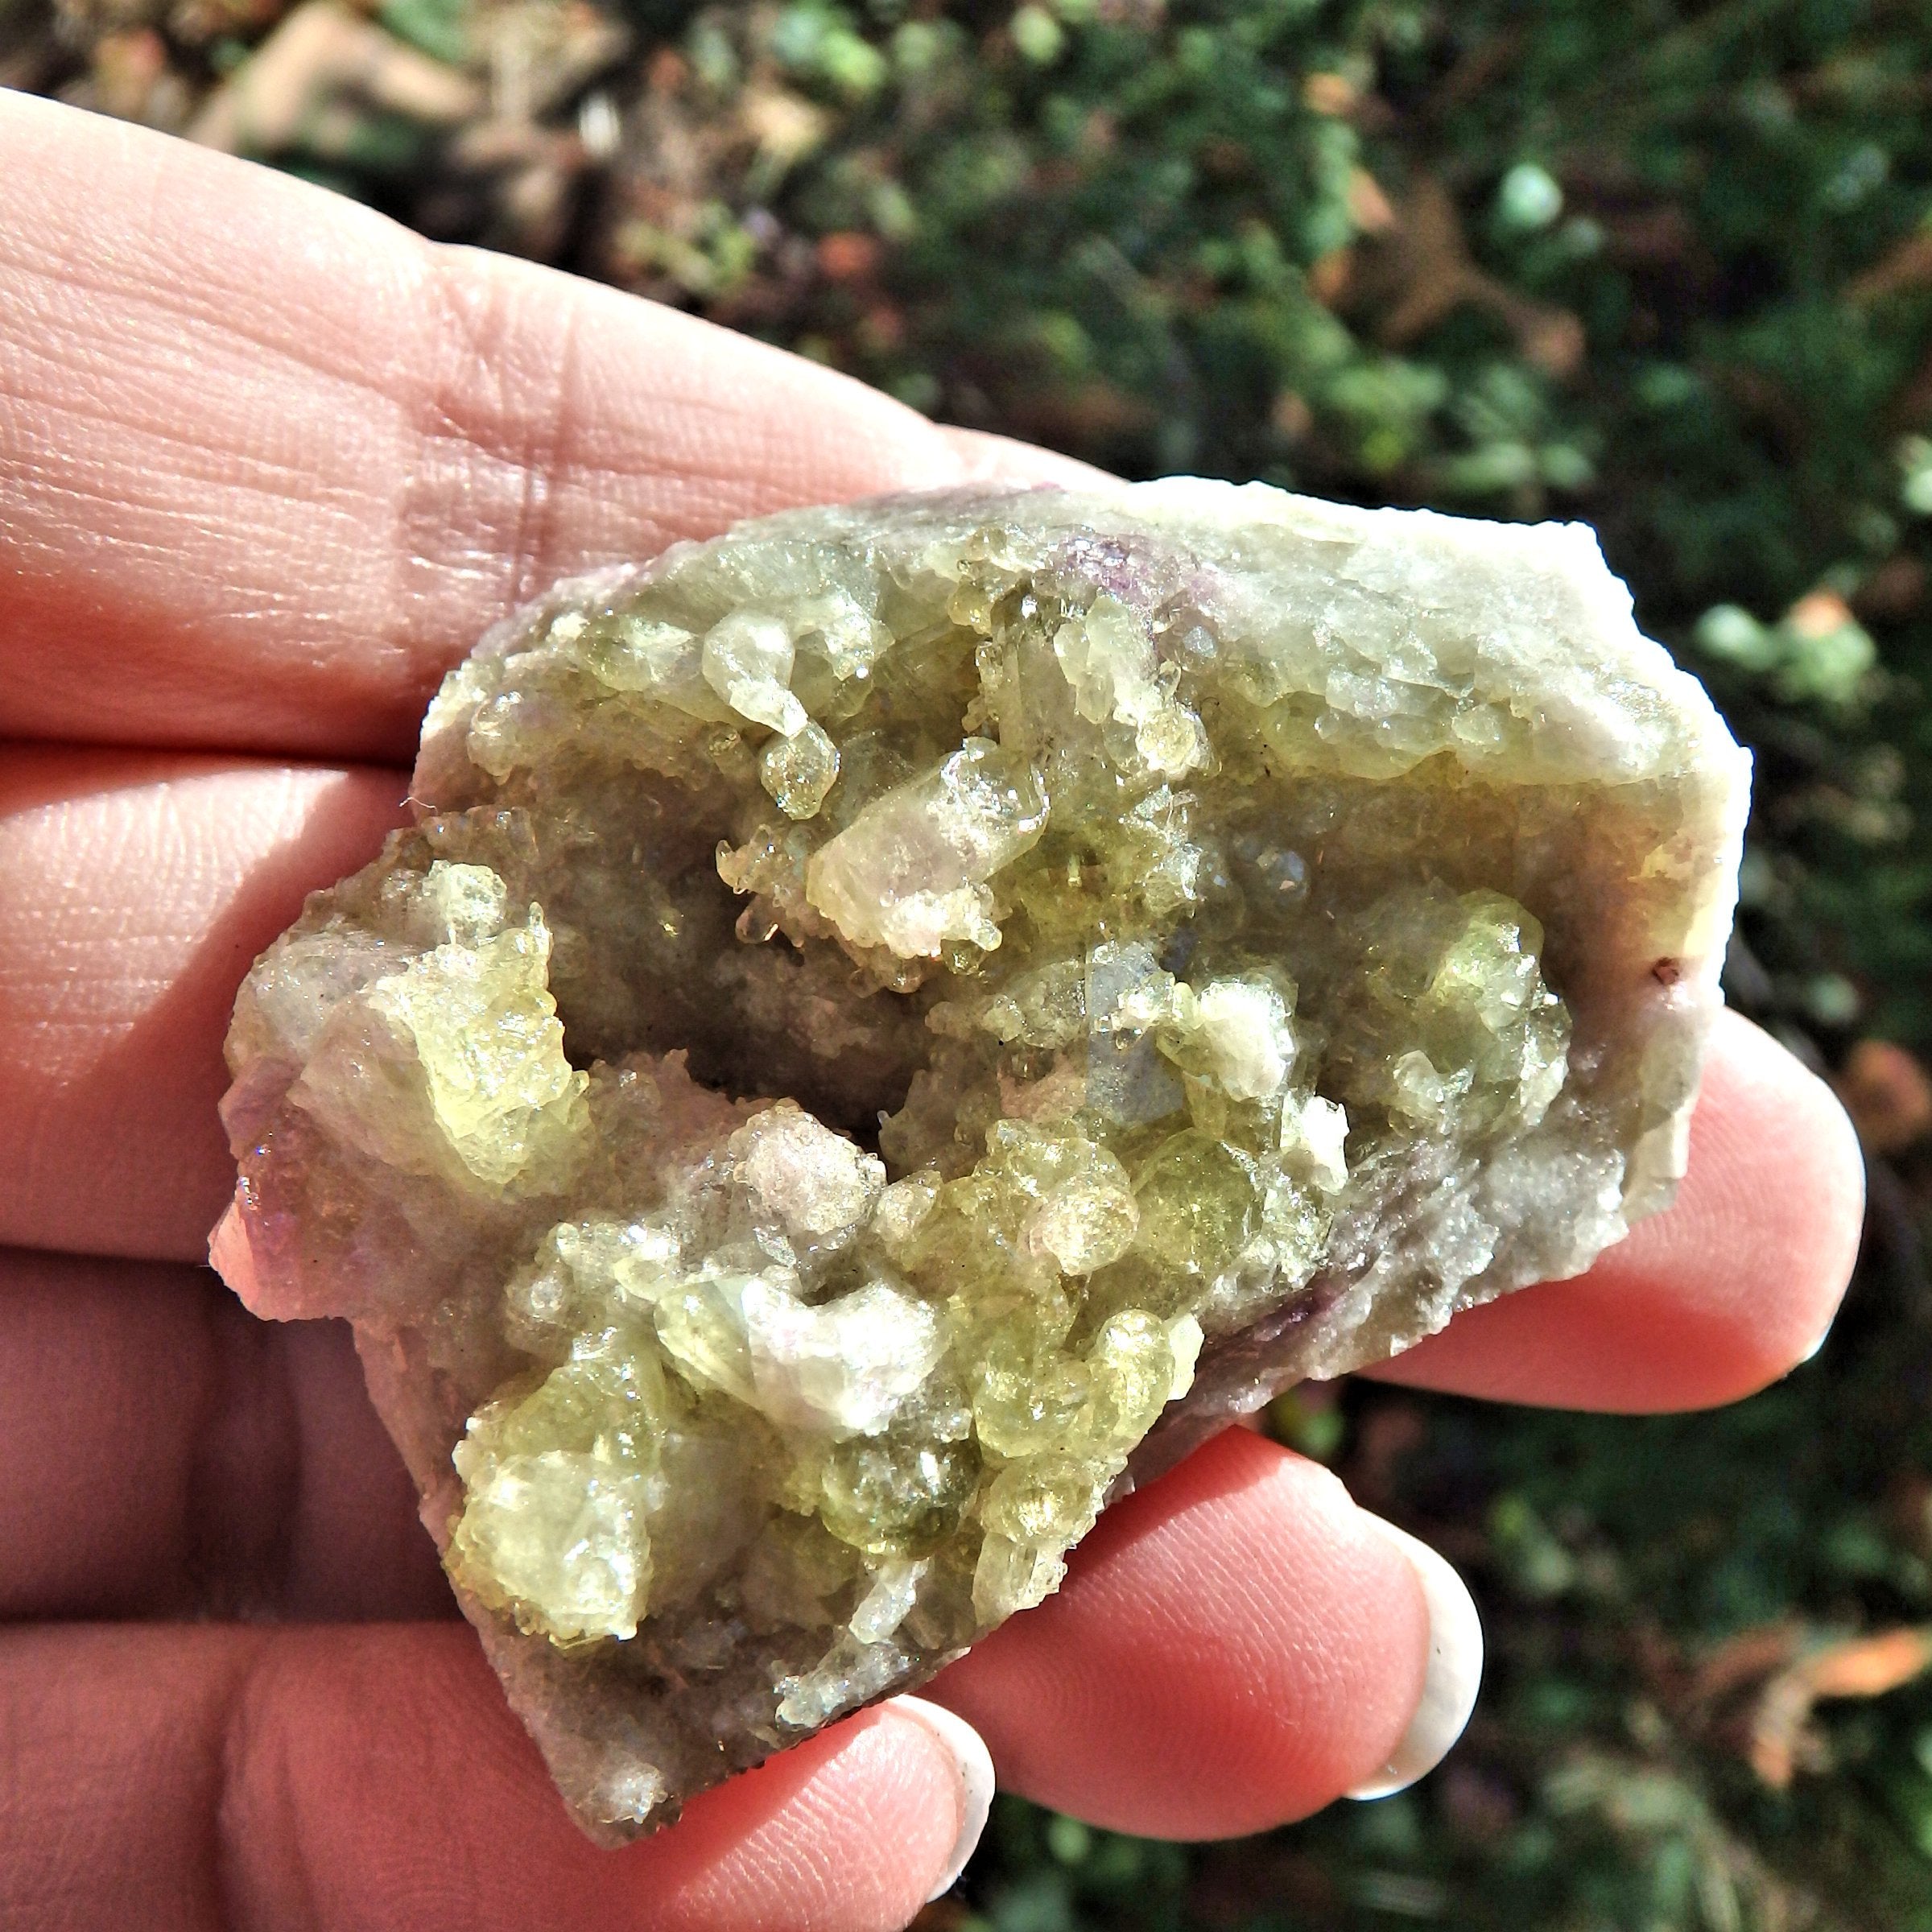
left=216, top=480, right=1748, bottom=1840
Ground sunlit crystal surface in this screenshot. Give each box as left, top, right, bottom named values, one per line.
left=219, top=480, right=1748, bottom=1840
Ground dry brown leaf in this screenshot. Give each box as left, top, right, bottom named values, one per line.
left=816, top=231, right=881, bottom=281
left=1800, top=1628, right=1932, bottom=1699
left=185, top=0, right=481, bottom=154
left=1848, top=229, right=1932, bottom=307
left=1686, top=1622, right=1801, bottom=1707
left=1301, top=71, right=1357, bottom=117
left=1747, top=1628, right=1932, bottom=1789
left=1360, top=176, right=1583, bottom=378
left=1344, top=166, right=1396, bottom=234
left=1837, top=1040, right=1932, bottom=1155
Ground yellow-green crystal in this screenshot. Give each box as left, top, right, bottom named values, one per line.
left=220, top=479, right=1748, bottom=1842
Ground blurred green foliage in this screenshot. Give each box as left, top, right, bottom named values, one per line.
left=610, top=0, right=1932, bottom=1064
left=18, top=0, right=1932, bottom=1923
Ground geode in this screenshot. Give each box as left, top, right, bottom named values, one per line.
left=217, top=480, right=1748, bottom=1840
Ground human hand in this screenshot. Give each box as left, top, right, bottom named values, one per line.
left=0, top=93, right=1864, bottom=1931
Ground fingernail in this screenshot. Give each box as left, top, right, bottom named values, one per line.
left=888, top=1695, right=996, bottom=1901
left=1346, top=1521, right=1484, bottom=1801
left=1798, top=1315, right=1835, bottom=1365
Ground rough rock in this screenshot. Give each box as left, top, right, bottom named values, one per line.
left=217, top=480, right=1749, bottom=1839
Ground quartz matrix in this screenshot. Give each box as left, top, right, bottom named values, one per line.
left=219, top=480, right=1749, bottom=1839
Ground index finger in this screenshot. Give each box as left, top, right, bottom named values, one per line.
left=0, top=95, right=1096, bottom=763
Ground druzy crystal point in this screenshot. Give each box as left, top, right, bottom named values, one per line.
left=218, top=479, right=1748, bottom=1839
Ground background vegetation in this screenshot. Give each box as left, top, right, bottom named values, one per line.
left=10, top=0, right=1932, bottom=1922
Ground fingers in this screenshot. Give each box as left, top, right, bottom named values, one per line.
left=0, top=1264, right=1459, bottom=1843
left=0, top=745, right=404, bottom=1260
left=1365, top=1009, right=1865, bottom=1411
left=0, top=753, right=1868, bottom=1436
left=0, top=95, right=1075, bottom=765
left=931, top=1428, right=1440, bottom=1836
left=0, top=1622, right=970, bottom=1932
left=0, top=1249, right=447, bottom=1622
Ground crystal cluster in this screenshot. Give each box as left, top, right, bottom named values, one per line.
left=218, top=480, right=1748, bottom=1839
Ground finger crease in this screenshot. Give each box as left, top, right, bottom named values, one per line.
left=213, top=1633, right=323, bottom=1932
left=185, top=1283, right=302, bottom=1616
left=399, top=248, right=588, bottom=630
